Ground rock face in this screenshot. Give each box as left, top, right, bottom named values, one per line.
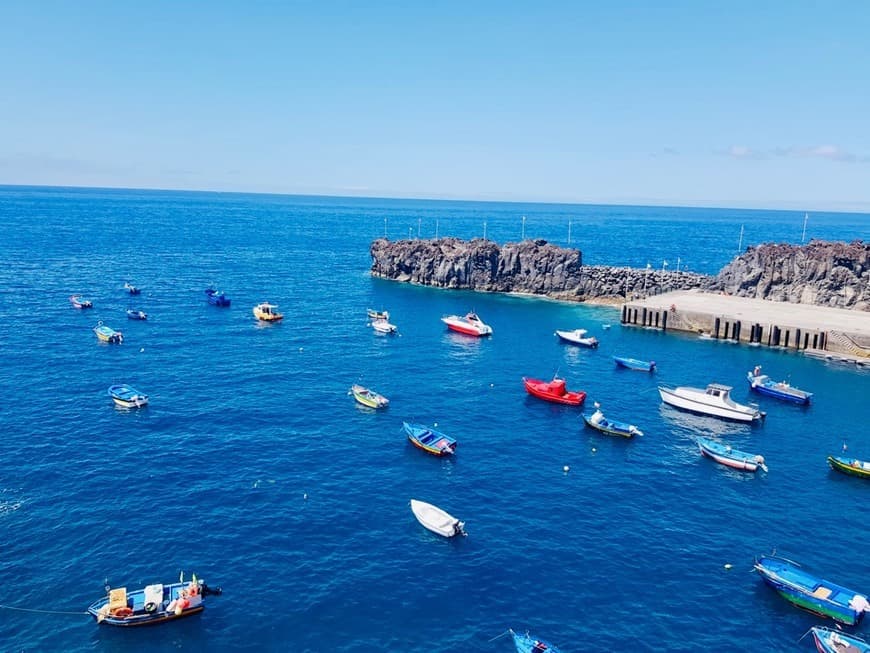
left=710, top=240, right=870, bottom=310
left=370, top=238, right=708, bottom=302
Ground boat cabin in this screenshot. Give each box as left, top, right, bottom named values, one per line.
left=705, top=383, right=733, bottom=399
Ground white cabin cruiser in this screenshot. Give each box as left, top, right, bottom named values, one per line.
left=659, top=383, right=764, bottom=422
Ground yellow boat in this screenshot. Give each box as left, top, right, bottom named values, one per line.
left=350, top=384, right=389, bottom=409
left=253, top=302, right=283, bottom=322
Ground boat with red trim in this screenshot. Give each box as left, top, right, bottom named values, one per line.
left=403, top=422, right=457, bottom=456
left=523, top=376, right=586, bottom=406
left=441, top=312, right=492, bottom=337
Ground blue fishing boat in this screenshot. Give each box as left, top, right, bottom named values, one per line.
left=108, top=384, right=149, bottom=408
left=582, top=403, right=643, bottom=437
left=94, top=322, right=123, bottom=344
left=811, top=626, right=870, bottom=653
left=754, top=555, right=870, bottom=625
left=613, top=356, right=656, bottom=372
left=205, top=288, right=231, bottom=306
left=697, top=437, right=767, bottom=472
left=87, top=574, right=221, bottom=627
left=747, top=367, right=812, bottom=404
left=126, top=309, right=147, bottom=320
left=510, top=629, right=563, bottom=653
left=402, top=422, right=457, bottom=456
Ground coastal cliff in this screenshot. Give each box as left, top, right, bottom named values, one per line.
left=369, top=237, right=707, bottom=302
left=710, top=240, right=870, bottom=310
left=370, top=237, right=869, bottom=310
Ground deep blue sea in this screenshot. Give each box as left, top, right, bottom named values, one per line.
left=1, top=186, right=869, bottom=652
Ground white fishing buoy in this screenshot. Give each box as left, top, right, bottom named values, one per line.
left=299, top=347, right=303, bottom=351
left=139, top=348, right=145, bottom=352
left=591, top=447, right=597, bottom=453
left=490, top=383, right=494, bottom=387
left=724, top=563, right=732, bottom=570
left=303, top=493, right=308, bottom=500
left=433, top=422, right=438, bottom=427
left=563, top=465, right=570, bottom=473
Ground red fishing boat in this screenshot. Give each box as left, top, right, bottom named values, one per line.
left=523, top=376, right=586, bottom=406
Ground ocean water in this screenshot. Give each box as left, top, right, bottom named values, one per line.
left=0, top=185, right=869, bottom=652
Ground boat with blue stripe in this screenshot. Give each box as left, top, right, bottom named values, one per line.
left=613, top=356, right=655, bottom=372
left=754, top=555, right=870, bottom=625
left=403, top=422, right=457, bottom=456
left=810, top=626, right=870, bottom=653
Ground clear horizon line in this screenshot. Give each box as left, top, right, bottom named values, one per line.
left=2, top=181, right=870, bottom=217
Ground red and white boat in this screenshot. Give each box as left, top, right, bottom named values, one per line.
left=441, top=312, right=492, bottom=337
left=523, top=376, right=586, bottom=406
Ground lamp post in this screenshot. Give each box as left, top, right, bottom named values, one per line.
left=435, top=219, right=439, bottom=239
left=483, top=221, right=487, bottom=240
left=408, top=226, right=413, bottom=240
left=417, top=218, right=421, bottom=239
left=522, top=215, right=526, bottom=240
left=643, top=262, right=651, bottom=295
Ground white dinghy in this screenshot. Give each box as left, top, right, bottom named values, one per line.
left=410, top=499, right=466, bottom=538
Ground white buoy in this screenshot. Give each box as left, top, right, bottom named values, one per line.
left=303, top=493, right=308, bottom=500
left=139, top=348, right=144, bottom=352
left=299, top=347, right=303, bottom=351
left=563, top=465, right=570, bottom=473
left=490, top=383, right=494, bottom=387
left=724, top=563, right=732, bottom=570
left=591, top=447, right=597, bottom=453
left=434, top=422, right=438, bottom=427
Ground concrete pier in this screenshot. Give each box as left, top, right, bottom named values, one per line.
left=621, top=290, right=870, bottom=359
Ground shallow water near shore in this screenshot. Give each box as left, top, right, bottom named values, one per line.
left=1, top=186, right=869, bottom=652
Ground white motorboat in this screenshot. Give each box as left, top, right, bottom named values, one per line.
left=555, top=328, right=599, bottom=348
left=659, top=383, right=764, bottom=422
left=371, top=318, right=397, bottom=334
left=441, top=312, right=492, bottom=337
left=410, top=499, right=466, bottom=537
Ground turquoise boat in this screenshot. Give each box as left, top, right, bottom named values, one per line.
left=811, top=626, right=870, bottom=653
left=402, top=422, right=457, bottom=456
left=94, top=322, right=123, bottom=344
left=754, top=555, right=870, bottom=625
left=511, top=629, right=562, bottom=653
left=613, top=356, right=655, bottom=372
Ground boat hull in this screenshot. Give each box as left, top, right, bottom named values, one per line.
left=613, top=356, right=655, bottom=372
left=658, top=386, right=761, bottom=422
left=410, top=499, right=464, bottom=537
left=582, top=414, right=640, bottom=437
left=87, top=580, right=214, bottom=628
left=747, top=373, right=812, bottom=404
left=555, top=330, right=598, bottom=348
left=828, top=456, right=870, bottom=479
left=811, top=627, right=870, bottom=653
left=754, top=556, right=868, bottom=625
left=697, top=437, right=763, bottom=472
left=205, top=289, right=231, bottom=306
left=403, top=422, right=456, bottom=456
left=108, top=384, right=148, bottom=408
left=441, top=314, right=492, bottom=337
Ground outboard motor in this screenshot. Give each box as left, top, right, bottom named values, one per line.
left=201, top=583, right=223, bottom=596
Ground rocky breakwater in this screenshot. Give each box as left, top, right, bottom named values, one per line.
left=370, top=237, right=708, bottom=302
left=710, top=240, right=870, bottom=310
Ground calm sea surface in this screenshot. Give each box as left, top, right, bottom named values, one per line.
left=1, top=186, right=869, bottom=652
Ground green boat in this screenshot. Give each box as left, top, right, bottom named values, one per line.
left=828, top=455, right=870, bottom=480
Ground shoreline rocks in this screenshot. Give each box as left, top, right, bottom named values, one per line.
left=370, top=237, right=869, bottom=310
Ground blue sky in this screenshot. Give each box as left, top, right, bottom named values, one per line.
left=1, top=1, right=869, bottom=210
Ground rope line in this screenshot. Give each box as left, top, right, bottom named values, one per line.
left=0, top=604, right=88, bottom=615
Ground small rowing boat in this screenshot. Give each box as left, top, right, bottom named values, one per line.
left=350, top=384, right=389, bottom=409
left=510, top=629, right=563, bottom=653
left=613, top=356, right=655, bottom=372
left=124, top=282, right=141, bottom=295
left=403, top=422, right=457, bottom=456
left=811, top=626, right=870, bottom=653
left=371, top=319, right=397, bottom=334
left=828, top=455, right=870, bottom=480
left=126, top=309, right=147, bottom=320
left=366, top=308, right=390, bottom=320
left=253, top=302, right=283, bottom=322
left=697, top=437, right=767, bottom=472
left=582, top=403, right=642, bottom=437
left=94, top=322, right=123, bottom=344
left=747, top=366, right=812, bottom=405
left=108, top=384, right=149, bottom=408
left=410, top=499, right=465, bottom=537
left=70, top=294, right=93, bottom=309
left=205, top=288, right=231, bottom=306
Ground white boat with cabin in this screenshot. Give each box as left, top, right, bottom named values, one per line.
left=658, top=383, right=764, bottom=422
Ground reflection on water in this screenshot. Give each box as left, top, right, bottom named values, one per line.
left=658, top=403, right=755, bottom=438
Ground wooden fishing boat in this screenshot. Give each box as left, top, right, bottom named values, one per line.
left=441, top=312, right=492, bottom=336
left=828, top=456, right=870, bottom=480
left=350, top=384, right=389, bottom=409
left=253, top=302, right=283, bottom=321
left=511, top=629, right=563, bottom=653
left=754, top=555, right=870, bottom=625
left=582, top=403, right=642, bottom=437
left=613, top=356, right=656, bottom=372
left=124, top=282, right=141, bottom=295
left=697, top=437, right=767, bottom=472
left=87, top=574, right=221, bottom=627
left=811, top=626, right=870, bottom=653
left=366, top=308, right=389, bottom=321
left=523, top=376, right=586, bottom=406
left=70, top=294, right=93, bottom=309
left=555, top=328, right=598, bottom=348
left=126, top=309, right=147, bottom=320
left=205, top=288, right=231, bottom=306
left=409, top=499, right=465, bottom=537
left=659, top=383, right=764, bottom=422
left=94, top=322, right=123, bottom=344
left=371, top=318, right=397, bottom=334
left=403, top=422, right=457, bottom=456
left=108, top=384, right=149, bottom=408
left=747, top=367, right=812, bottom=405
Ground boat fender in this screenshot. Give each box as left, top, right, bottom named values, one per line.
left=112, top=606, right=133, bottom=618
left=144, top=601, right=158, bottom=613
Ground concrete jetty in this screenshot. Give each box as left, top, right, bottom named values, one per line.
left=622, top=290, right=870, bottom=360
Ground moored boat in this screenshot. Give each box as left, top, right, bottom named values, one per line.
left=828, top=455, right=870, bottom=480
left=70, top=294, right=93, bottom=309
left=510, top=629, right=563, bottom=653
left=126, top=309, right=147, bottom=320
left=659, top=383, right=764, bottom=422
left=108, top=384, right=149, bottom=408
left=582, top=403, right=642, bottom=437
left=523, top=376, right=586, bottom=406
left=697, top=436, right=766, bottom=472
left=747, top=366, right=812, bottom=405
left=371, top=318, right=397, bottom=334
left=613, top=356, right=655, bottom=372
left=253, top=302, right=283, bottom=321
left=403, top=421, right=457, bottom=456
left=94, top=322, right=123, bottom=344
left=350, top=384, right=389, bottom=409
left=87, top=574, right=221, bottom=627
left=409, top=499, right=465, bottom=537
left=811, top=626, right=870, bottom=653
left=124, top=282, right=141, bottom=295
left=754, top=555, right=870, bottom=625
left=205, top=288, right=231, bottom=306
left=441, top=312, right=492, bottom=337
left=555, top=328, right=598, bottom=348
left=366, top=308, right=390, bottom=321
